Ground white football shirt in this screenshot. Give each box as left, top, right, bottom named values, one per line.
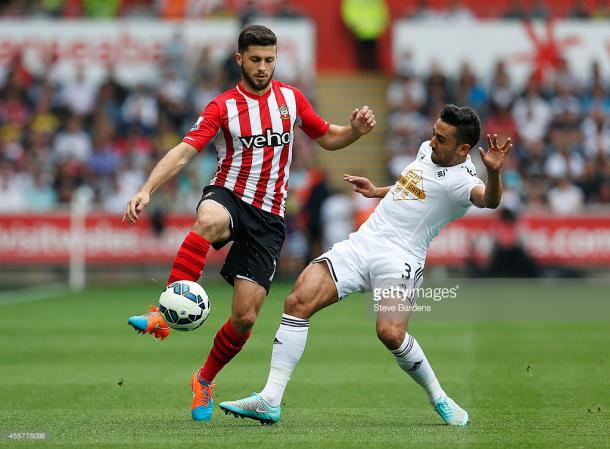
left=357, top=140, right=484, bottom=264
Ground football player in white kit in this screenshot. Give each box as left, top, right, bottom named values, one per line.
left=220, top=105, right=513, bottom=426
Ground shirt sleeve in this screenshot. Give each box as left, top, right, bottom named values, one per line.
left=416, top=140, right=431, bottom=159
left=294, top=88, right=330, bottom=139
left=448, top=166, right=485, bottom=207
left=182, top=100, right=222, bottom=151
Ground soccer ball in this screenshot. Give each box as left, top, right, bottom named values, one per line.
left=159, top=281, right=210, bottom=331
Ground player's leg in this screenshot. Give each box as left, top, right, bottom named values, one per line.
left=374, top=272, right=468, bottom=426
left=219, top=261, right=339, bottom=423
left=128, top=187, right=234, bottom=339
left=192, top=204, right=285, bottom=422
left=166, top=199, right=231, bottom=285
left=191, top=278, right=266, bottom=421
left=376, top=302, right=448, bottom=403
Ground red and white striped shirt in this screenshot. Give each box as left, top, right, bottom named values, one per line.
left=183, top=80, right=329, bottom=217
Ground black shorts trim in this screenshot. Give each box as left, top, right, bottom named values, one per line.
left=313, top=257, right=338, bottom=283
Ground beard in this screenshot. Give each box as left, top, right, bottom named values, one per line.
left=241, top=65, right=274, bottom=92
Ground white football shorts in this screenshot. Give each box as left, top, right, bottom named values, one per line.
left=313, top=232, right=424, bottom=301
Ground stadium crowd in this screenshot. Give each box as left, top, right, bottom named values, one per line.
left=1, top=43, right=609, bottom=223
left=386, top=56, right=610, bottom=215
left=0, top=1, right=609, bottom=269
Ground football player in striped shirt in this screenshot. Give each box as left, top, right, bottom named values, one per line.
left=220, top=105, right=513, bottom=427
left=123, top=25, right=376, bottom=422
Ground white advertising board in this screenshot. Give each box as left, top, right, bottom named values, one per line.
left=0, top=18, right=314, bottom=85
left=393, top=20, right=610, bottom=85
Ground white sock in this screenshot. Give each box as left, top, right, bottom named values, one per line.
left=391, top=333, right=446, bottom=403
left=260, top=314, right=309, bottom=407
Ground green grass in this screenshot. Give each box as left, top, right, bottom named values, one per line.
left=1, top=280, right=609, bottom=449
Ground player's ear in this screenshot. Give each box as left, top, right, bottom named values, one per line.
left=457, top=143, right=471, bottom=156
left=235, top=52, right=242, bottom=66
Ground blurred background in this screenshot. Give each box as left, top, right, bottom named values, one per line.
left=0, top=0, right=609, bottom=288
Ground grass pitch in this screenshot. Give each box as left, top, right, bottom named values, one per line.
left=1, top=279, right=609, bottom=449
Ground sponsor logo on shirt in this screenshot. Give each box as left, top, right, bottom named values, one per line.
left=239, top=128, right=292, bottom=149
left=436, top=169, right=447, bottom=178
left=393, top=169, right=426, bottom=201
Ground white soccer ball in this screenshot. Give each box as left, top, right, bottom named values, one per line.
left=159, top=281, right=210, bottom=331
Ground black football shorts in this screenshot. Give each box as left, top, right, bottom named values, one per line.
left=197, top=185, right=285, bottom=293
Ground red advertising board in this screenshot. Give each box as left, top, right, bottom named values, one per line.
left=1, top=213, right=609, bottom=267
left=428, top=214, right=610, bottom=266
left=0, top=213, right=227, bottom=265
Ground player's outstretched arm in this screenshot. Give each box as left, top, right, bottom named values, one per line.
left=315, top=106, right=376, bottom=151
left=122, top=142, right=198, bottom=225
left=470, top=134, right=513, bottom=209
left=344, top=174, right=390, bottom=199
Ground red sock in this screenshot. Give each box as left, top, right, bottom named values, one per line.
left=198, top=318, right=251, bottom=383
left=166, top=231, right=211, bottom=286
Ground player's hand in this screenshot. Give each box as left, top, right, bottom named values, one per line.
left=350, top=106, right=376, bottom=135
left=122, top=191, right=150, bottom=226
left=479, top=134, right=513, bottom=173
left=344, top=174, right=379, bottom=198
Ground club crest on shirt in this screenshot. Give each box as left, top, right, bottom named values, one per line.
left=393, top=169, right=426, bottom=201
left=279, top=104, right=290, bottom=120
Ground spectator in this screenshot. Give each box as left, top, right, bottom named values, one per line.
left=512, top=76, right=552, bottom=143
left=455, top=62, right=487, bottom=111
left=275, top=0, right=304, bottom=19
left=24, top=162, right=57, bottom=211
left=122, top=84, right=159, bottom=133
left=321, top=191, right=353, bottom=249
left=591, top=0, right=610, bottom=19
left=407, top=0, right=442, bottom=20
left=387, top=96, right=428, bottom=176
left=581, top=107, right=610, bottom=158
left=551, top=82, right=581, bottom=127
left=0, top=159, right=26, bottom=212
left=341, top=0, right=389, bottom=71
left=544, top=127, right=586, bottom=180
left=424, top=62, right=452, bottom=112
left=52, top=114, right=92, bottom=164
left=59, top=68, right=98, bottom=117
left=444, top=0, right=475, bottom=22
left=581, top=83, right=610, bottom=116
left=530, top=0, right=550, bottom=20
left=486, top=208, right=539, bottom=277
left=568, top=0, right=591, bottom=19
left=84, top=0, right=120, bottom=18
left=386, top=69, right=426, bottom=112
left=502, top=0, right=528, bottom=20
left=547, top=178, right=584, bottom=214
left=157, top=69, right=189, bottom=128
left=238, top=0, right=264, bottom=28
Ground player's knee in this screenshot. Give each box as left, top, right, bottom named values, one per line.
left=284, top=281, right=314, bottom=319
left=232, top=311, right=257, bottom=332
left=376, top=322, right=406, bottom=350
left=193, top=213, right=228, bottom=242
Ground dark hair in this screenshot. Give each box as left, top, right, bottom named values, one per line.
left=238, top=25, right=277, bottom=54
left=440, top=104, right=481, bottom=149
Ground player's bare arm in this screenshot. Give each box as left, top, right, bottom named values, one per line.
left=122, top=142, right=198, bottom=225
left=315, top=106, right=376, bottom=151
left=343, top=174, right=390, bottom=198
left=470, top=133, right=513, bottom=209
